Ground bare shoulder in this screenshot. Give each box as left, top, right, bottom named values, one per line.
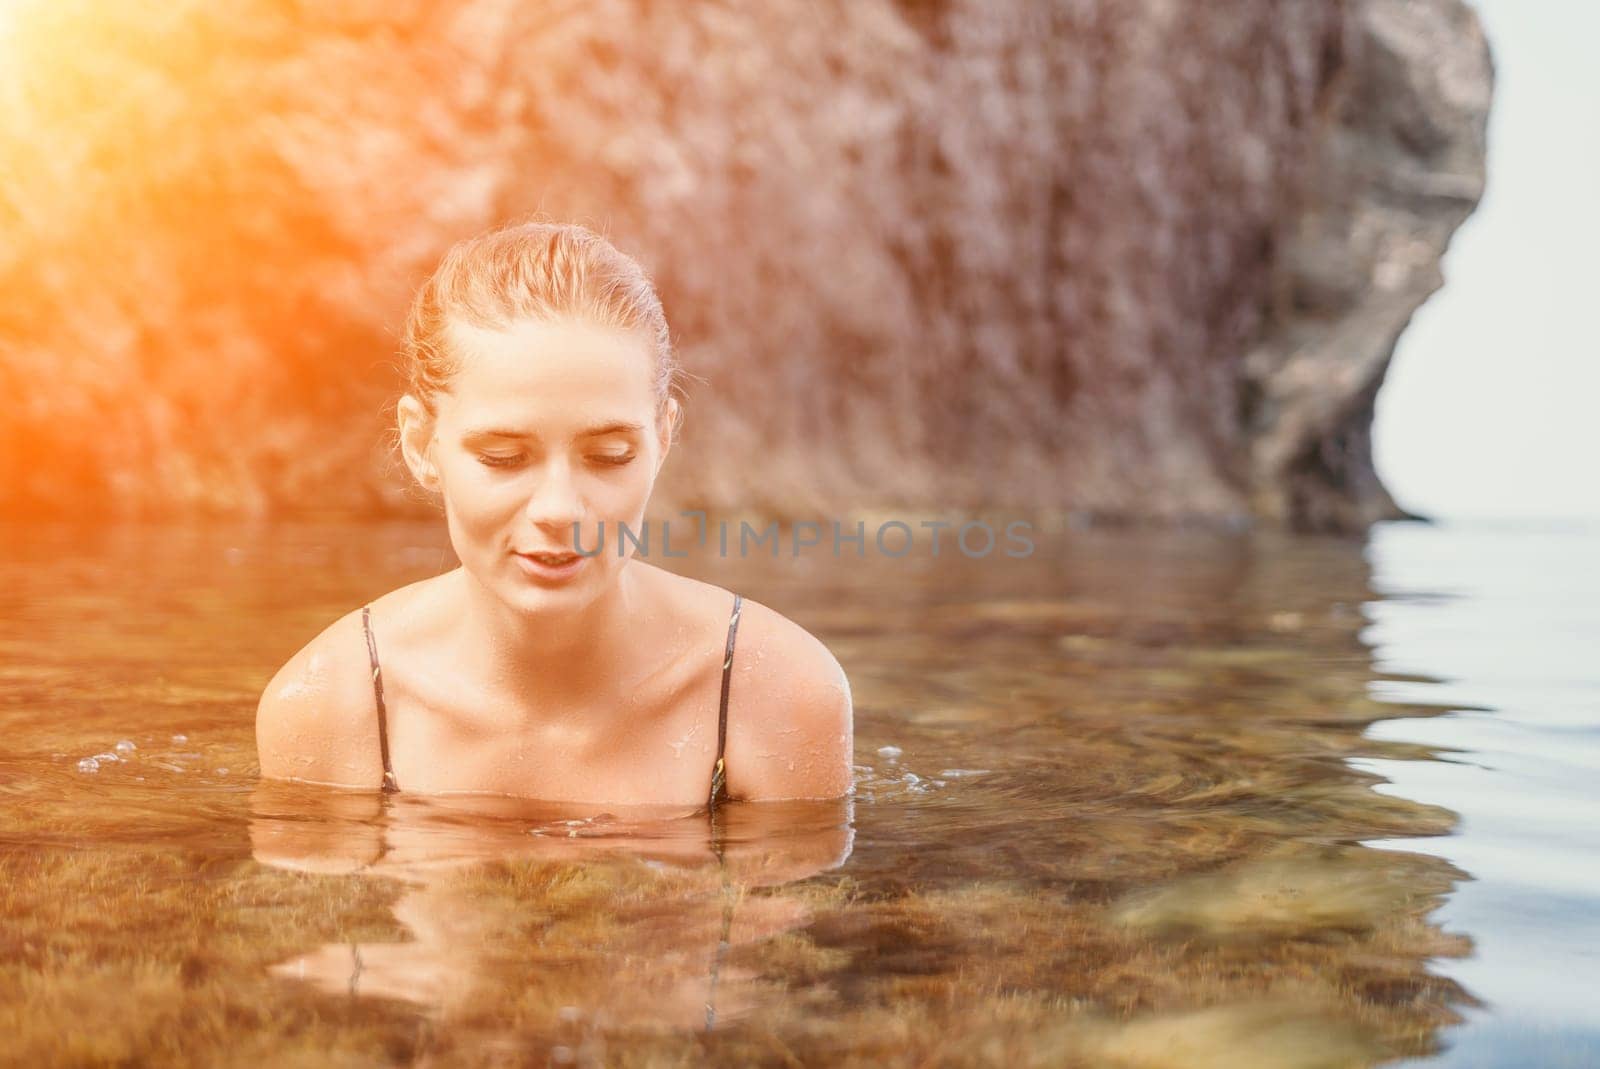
left=720, top=593, right=855, bottom=802
left=255, top=605, right=386, bottom=790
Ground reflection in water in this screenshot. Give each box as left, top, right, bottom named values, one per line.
left=250, top=783, right=854, bottom=1044
left=0, top=520, right=1499, bottom=1065
left=1361, top=521, right=1600, bottom=1068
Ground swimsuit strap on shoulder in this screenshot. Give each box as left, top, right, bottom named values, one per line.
left=705, top=593, right=744, bottom=1028
left=708, top=593, right=743, bottom=810
left=360, top=606, right=399, bottom=793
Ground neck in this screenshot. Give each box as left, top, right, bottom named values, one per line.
left=453, top=562, right=642, bottom=712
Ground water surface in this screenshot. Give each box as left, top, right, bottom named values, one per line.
left=2, top=517, right=1593, bottom=1066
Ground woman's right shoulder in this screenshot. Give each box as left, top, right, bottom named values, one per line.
left=255, top=606, right=386, bottom=790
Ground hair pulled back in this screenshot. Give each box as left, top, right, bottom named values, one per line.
left=400, top=220, right=681, bottom=424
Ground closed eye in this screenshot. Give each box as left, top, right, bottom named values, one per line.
left=476, top=453, right=635, bottom=470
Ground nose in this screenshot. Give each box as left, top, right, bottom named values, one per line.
left=523, top=458, right=585, bottom=536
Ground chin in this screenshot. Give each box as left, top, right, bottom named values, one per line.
left=500, top=559, right=610, bottom=609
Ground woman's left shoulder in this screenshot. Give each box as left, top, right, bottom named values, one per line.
left=718, top=591, right=855, bottom=800
left=727, top=594, right=849, bottom=701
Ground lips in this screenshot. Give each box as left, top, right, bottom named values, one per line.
left=519, top=550, right=580, bottom=565
left=513, top=549, right=589, bottom=583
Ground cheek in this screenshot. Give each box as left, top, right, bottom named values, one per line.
left=597, top=467, right=657, bottom=520
left=439, top=467, right=523, bottom=542
left=440, top=493, right=490, bottom=562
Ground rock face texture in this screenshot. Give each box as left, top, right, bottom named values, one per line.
left=1243, top=0, right=1493, bottom=530
left=0, top=0, right=1491, bottom=529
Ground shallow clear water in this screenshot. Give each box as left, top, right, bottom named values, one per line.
left=1, top=517, right=1594, bottom=1067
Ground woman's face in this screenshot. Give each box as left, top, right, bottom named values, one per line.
left=399, top=316, right=671, bottom=614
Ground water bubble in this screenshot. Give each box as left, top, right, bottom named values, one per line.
left=92, top=752, right=121, bottom=763
left=77, top=758, right=100, bottom=774
left=115, top=740, right=137, bottom=754
left=877, top=745, right=903, bottom=759
left=171, top=734, right=188, bottom=744
left=939, top=768, right=992, bottom=778
left=216, top=768, right=229, bottom=776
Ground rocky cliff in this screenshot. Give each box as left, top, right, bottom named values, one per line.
left=0, top=0, right=1491, bottom=529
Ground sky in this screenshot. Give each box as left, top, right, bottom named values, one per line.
left=1373, top=0, right=1600, bottom=521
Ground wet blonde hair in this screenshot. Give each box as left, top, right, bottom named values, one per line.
left=400, top=220, right=682, bottom=426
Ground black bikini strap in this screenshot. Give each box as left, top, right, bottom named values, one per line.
left=708, top=593, right=743, bottom=809
left=360, top=606, right=399, bottom=793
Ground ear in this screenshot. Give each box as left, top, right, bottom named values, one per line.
left=655, top=397, right=679, bottom=473
left=397, top=394, right=441, bottom=492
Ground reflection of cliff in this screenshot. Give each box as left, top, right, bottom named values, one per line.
left=0, top=0, right=1488, bottom=529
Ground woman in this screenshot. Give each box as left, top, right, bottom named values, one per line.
left=256, top=220, right=854, bottom=809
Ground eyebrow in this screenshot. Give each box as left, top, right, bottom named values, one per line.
left=461, top=421, right=645, bottom=440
